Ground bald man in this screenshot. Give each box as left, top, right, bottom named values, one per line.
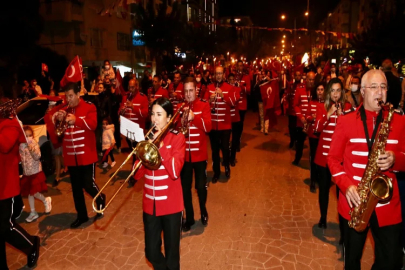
left=328, top=69, right=405, bottom=269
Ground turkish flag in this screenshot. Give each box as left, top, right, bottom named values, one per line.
left=60, top=56, right=83, bottom=88
left=115, top=68, right=124, bottom=95
left=42, top=63, right=48, bottom=72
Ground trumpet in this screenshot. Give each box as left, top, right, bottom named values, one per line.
left=211, top=82, right=220, bottom=114
left=179, top=103, right=191, bottom=137
left=120, top=91, right=134, bottom=115
left=92, top=103, right=186, bottom=214
left=55, top=104, right=70, bottom=137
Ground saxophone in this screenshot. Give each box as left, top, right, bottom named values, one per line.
left=348, top=99, right=394, bottom=232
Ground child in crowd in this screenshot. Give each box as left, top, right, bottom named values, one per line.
left=20, top=126, right=52, bottom=223
left=101, top=117, right=116, bottom=168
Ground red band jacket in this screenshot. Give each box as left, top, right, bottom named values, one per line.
left=328, top=106, right=405, bottom=227
left=134, top=131, right=186, bottom=216
left=306, top=99, right=324, bottom=139
left=53, top=99, right=99, bottom=167
left=185, top=99, right=212, bottom=162
left=0, top=118, right=26, bottom=200
left=293, top=85, right=310, bottom=128
left=235, top=73, right=251, bottom=111
left=285, top=82, right=305, bottom=116
left=119, top=91, right=149, bottom=130
left=169, top=82, right=184, bottom=111
left=230, top=86, right=241, bottom=123
left=148, top=87, right=169, bottom=107
left=204, top=82, right=236, bottom=130
left=314, top=102, right=352, bottom=167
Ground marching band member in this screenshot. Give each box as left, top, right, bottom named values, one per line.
left=168, top=72, right=184, bottom=112
left=235, top=60, right=251, bottom=151
left=285, top=71, right=304, bottom=148
left=181, top=77, right=212, bottom=232
left=0, top=108, right=40, bottom=269
left=148, top=75, right=169, bottom=106
left=134, top=97, right=186, bottom=270
left=195, top=72, right=207, bottom=98
left=314, top=78, right=352, bottom=229
left=204, top=66, right=236, bottom=183
left=52, top=82, right=106, bottom=228
left=119, top=79, right=149, bottom=153
left=292, top=71, right=316, bottom=166
left=328, top=70, right=405, bottom=269
left=227, top=73, right=241, bottom=166
left=306, top=82, right=325, bottom=192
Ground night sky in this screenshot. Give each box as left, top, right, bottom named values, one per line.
left=219, top=0, right=340, bottom=29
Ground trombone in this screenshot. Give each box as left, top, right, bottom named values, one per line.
left=92, top=103, right=186, bottom=214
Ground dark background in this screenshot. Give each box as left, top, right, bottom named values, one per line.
left=219, top=0, right=340, bottom=29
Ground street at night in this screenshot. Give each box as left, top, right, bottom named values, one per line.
left=5, top=113, right=376, bottom=270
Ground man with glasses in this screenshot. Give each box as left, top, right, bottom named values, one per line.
left=328, top=69, right=405, bottom=269
left=204, top=66, right=236, bottom=183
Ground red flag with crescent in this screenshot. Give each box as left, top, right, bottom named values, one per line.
left=42, top=63, right=49, bottom=72
left=60, top=56, right=83, bottom=88
left=115, top=68, right=124, bottom=95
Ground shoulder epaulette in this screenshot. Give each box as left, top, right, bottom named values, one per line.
left=343, top=107, right=355, bottom=115
left=85, top=100, right=93, bottom=104
left=394, top=109, right=404, bottom=115
left=170, top=129, right=180, bottom=135
left=199, top=98, right=207, bottom=102
left=139, top=92, right=145, bottom=96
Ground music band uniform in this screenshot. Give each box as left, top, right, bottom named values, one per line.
left=134, top=130, right=186, bottom=270
left=328, top=106, right=405, bottom=269
left=52, top=99, right=106, bottom=222
left=0, top=117, right=39, bottom=269
left=180, top=98, right=212, bottom=228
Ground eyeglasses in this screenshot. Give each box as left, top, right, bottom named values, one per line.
left=362, top=84, right=388, bottom=91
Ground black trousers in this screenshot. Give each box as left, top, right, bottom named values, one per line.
left=294, top=127, right=307, bottom=162
left=68, top=163, right=105, bottom=220
left=230, top=121, right=242, bottom=161
left=113, top=119, right=121, bottom=149
left=0, top=196, right=35, bottom=269
left=317, top=165, right=331, bottom=220
left=308, top=138, right=319, bottom=184
left=101, top=149, right=115, bottom=163
left=343, top=213, right=402, bottom=270
left=181, top=161, right=208, bottom=223
left=143, top=210, right=182, bottom=270
left=239, top=110, right=246, bottom=135
left=288, top=115, right=297, bottom=145
left=209, top=129, right=231, bottom=173
left=125, top=139, right=138, bottom=165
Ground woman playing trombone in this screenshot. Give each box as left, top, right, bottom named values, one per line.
left=133, top=97, right=186, bottom=270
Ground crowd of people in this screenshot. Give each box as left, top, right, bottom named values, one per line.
left=1, top=56, right=405, bottom=270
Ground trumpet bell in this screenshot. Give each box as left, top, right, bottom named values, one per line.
left=135, top=141, right=161, bottom=170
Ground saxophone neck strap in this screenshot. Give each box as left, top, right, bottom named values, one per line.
left=359, top=105, right=383, bottom=153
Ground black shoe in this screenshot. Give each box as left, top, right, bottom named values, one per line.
left=292, top=160, right=299, bottom=166
left=182, top=220, right=195, bottom=232
left=289, top=142, right=294, bottom=148
left=230, top=160, right=236, bottom=167
left=52, top=179, right=59, bottom=187
left=225, top=166, right=231, bottom=179
left=212, top=173, right=220, bottom=183
left=310, top=182, right=316, bottom=193
left=201, top=213, right=208, bottom=226
left=318, top=218, right=327, bottom=229
left=236, top=146, right=240, bottom=152
left=128, top=178, right=136, bottom=187
left=27, top=236, right=40, bottom=268
left=70, top=217, right=89, bottom=228
left=264, top=132, right=268, bottom=135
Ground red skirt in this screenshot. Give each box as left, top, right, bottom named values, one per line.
left=20, top=171, right=47, bottom=196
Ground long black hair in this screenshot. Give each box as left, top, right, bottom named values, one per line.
left=151, top=97, right=173, bottom=118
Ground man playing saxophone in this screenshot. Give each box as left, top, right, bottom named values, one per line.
left=328, top=70, right=405, bottom=269
left=51, top=82, right=106, bottom=228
